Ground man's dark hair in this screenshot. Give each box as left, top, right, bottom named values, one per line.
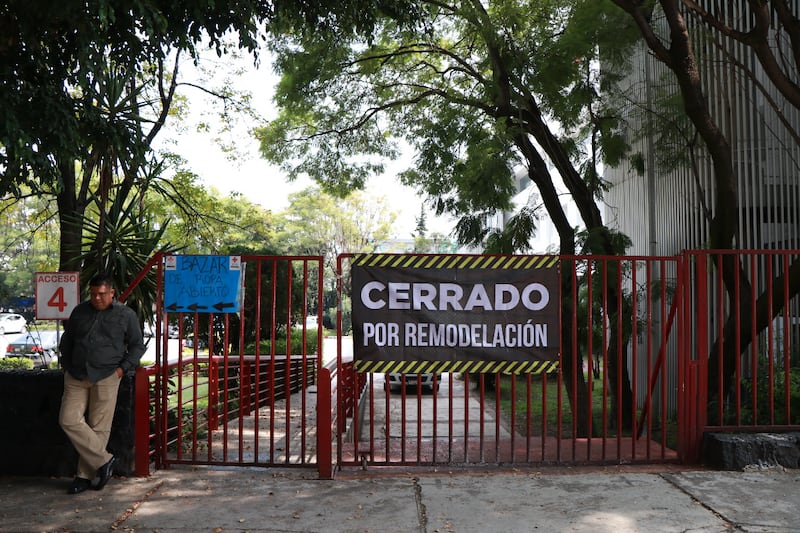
left=89, top=273, right=115, bottom=289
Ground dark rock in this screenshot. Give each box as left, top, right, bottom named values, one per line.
left=703, top=432, right=800, bottom=470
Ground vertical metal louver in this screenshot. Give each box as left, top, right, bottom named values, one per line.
left=605, top=2, right=800, bottom=255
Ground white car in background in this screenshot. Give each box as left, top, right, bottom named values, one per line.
left=0, top=313, right=27, bottom=335
left=386, top=371, right=440, bottom=393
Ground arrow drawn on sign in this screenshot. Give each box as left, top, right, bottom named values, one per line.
left=166, top=303, right=179, bottom=312
left=213, top=302, right=236, bottom=312
left=187, top=303, right=208, bottom=311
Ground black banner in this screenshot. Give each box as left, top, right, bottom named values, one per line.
left=351, top=254, right=560, bottom=374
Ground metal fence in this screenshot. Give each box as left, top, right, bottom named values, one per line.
left=682, top=250, right=800, bottom=460
left=129, top=253, right=324, bottom=473
left=129, top=250, right=800, bottom=477
left=328, top=253, right=683, bottom=470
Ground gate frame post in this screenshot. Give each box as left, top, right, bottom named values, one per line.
left=317, top=366, right=334, bottom=479
left=682, top=252, right=708, bottom=463
left=134, top=366, right=151, bottom=476
left=208, top=357, right=219, bottom=431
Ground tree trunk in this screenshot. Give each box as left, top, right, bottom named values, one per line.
left=613, top=0, right=741, bottom=420
left=56, top=159, right=84, bottom=273
left=559, top=260, right=591, bottom=437
left=706, top=257, right=800, bottom=417
left=606, top=334, right=635, bottom=431
left=482, top=3, right=614, bottom=436
left=519, top=96, right=633, bottom=430
left=512, top=134, right=592, bottom=437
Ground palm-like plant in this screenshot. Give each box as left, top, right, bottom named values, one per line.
left=71, top=193, right=180, bottom=328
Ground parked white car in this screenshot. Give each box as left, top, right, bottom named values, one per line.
left=0, top=313, right=27, bottom=335
left=386, top=371, right=440, bottom=393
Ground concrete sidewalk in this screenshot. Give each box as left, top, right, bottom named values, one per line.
left=1, top=466, right=798, bottom=532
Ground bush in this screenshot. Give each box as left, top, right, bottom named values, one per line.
left=244, top=328, right=319, bottom=355
left=0, top=357, right=34, bottom=370
left=741, top=356, right=800, bottom=425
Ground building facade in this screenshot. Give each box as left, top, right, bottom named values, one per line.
left=604, top=6, right=800, bottom=255
left=601, top=5, right=800, bottom=416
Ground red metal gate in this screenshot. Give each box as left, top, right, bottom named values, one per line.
left=129, top=250, right=799, bottom=477
left=132, top=253, right=324, bottom=470
left=681, top=250, right=800, bottom=461
left=327, top=253, right=685, bottom=470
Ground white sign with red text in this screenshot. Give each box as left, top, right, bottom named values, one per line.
left=35, top=272, right=80, bottom=320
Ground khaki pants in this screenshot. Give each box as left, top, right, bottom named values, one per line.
left=59, top=371, right=121, bottom=479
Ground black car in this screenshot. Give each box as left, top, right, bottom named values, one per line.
left=4, top=330, right=59, bottom=369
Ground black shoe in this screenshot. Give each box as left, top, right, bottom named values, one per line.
left=67, top=477, right=92, bottom=494
left=94, top=456, right=116, bottom=491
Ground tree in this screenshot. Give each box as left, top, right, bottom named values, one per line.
left=411, top=206, right=453, bottom=252
left=1, top=0, right=420, bottom=275
left=610, top=0, right=800, bottom=410
left=280, top=186, right=396, bottom=272
left=258, top=0, right=643, bottom=434
left=277, top=187, right=396, bottom=333
left=258, top=0, right=641, bottom=257
left=146, top=166, right=280, bottom=255
left=73, top=194, right=178, bottom=327
left=412, top=205, right=429, bottom=253
left=409, top=205, right=451, bottom=252
left=0, top=0, right=418, bottom=189
left=414, top=205, right=427, bottom=238
left=0, top=193, right=60, bottom=300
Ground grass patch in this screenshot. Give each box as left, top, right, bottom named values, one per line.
left=168, top=376, right=210, bottom=410
left=491, top=373, right=604, bottom=437
left=159, top=371, right=214, bottom=454
left=485, top=373, right=677, bottom=448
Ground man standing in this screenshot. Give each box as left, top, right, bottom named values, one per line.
left=59, top=273, right=146, bottom=494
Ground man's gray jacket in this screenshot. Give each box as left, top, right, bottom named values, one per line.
left=60, top=300, right=146, bottom=382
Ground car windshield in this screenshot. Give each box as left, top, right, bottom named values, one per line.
left=6, top=332, right=29, bottom=344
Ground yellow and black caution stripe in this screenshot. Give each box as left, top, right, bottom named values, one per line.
left=352, top=253, right=558, bottom=270
left=354, top=359, right=560, bottom=375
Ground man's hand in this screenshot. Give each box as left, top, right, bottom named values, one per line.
left=116, top=368, right=123, bottom=378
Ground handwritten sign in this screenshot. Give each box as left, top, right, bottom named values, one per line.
left=164, top=255, right=242, bottom=313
